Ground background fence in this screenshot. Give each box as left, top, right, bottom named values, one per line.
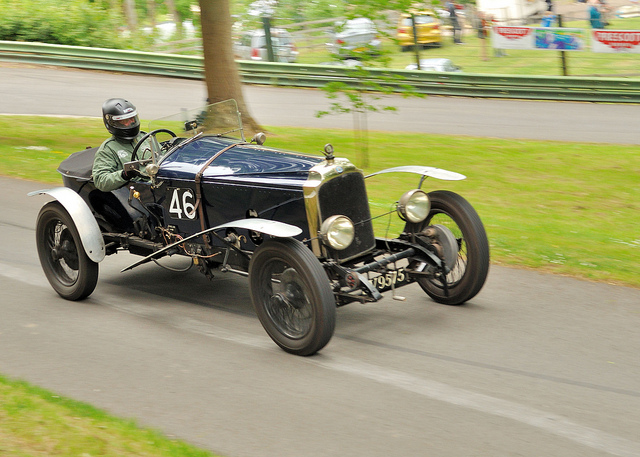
left=1, top=40, right=639, bottom=103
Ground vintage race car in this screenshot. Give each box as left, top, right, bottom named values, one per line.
left=31, top=99, right=490, bottom=356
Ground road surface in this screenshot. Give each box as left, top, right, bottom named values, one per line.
left=2, top=63, right=640, bottom=144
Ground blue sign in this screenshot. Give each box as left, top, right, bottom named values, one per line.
left=534, top=29, right=587, bottom=50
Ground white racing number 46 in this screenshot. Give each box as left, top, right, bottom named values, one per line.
left=169, top=187, right=197, bottom=220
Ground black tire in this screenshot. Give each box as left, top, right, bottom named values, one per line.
left=415, top=190, right=489, bottom=305
left=36, top=202, right=99, bottom=301
left=248, top=238, right=336, bottom=356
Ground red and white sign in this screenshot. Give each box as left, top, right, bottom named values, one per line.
left=495, top=27, right=532, bottom=40
left=492, top=26, right=535, bottom=49
left=592, top=30, right=640, bottom=53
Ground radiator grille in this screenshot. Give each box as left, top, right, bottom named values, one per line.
left=317, top=172, right=375, bottom=262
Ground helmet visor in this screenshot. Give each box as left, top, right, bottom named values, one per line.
left=105, top=110, right=139, bottom=130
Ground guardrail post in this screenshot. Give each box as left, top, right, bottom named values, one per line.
left=558, top=14, right=569, bottom=76
left=411, top=13, right=421, bottom=70
left=262, top=16, right=275, bottom=62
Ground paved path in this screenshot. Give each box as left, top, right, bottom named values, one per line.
left=2, top=63, right=640, bottom=144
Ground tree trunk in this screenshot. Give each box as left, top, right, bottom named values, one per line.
left=123, top=0, right=138, bottom=31
left=165, top=0, right=181, bottom=33
left=148, top=0, right=157, bottom=29
left=198, top=0, right=262, bottom=135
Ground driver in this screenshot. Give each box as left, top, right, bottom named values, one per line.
left=92, top=98, right=150, bottom=192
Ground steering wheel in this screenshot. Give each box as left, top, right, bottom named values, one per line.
left=131, top=128, right=177, bottom=162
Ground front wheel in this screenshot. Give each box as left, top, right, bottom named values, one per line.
left=249, top=238, right=336, bottom=356
left=36, top=202, right=99, bottom=300
left=414, top=190, right=490, bottom=305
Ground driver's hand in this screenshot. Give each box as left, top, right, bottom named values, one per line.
left=121, top=167, right=143, bottom=181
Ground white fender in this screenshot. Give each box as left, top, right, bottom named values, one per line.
left=121, top=218, right=302, bottom=272
left=28, top=188, right=106, bottom=263
left=214, top=218, right=302, bottom=238
left=365, top=165, right=466, bottom=181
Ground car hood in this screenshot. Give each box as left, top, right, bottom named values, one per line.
left=158, top=136, right=323, bottom=185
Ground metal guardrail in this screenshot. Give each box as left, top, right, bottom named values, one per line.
left=2, top=41, right=640, bottom=103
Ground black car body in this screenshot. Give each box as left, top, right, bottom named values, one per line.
left=32, top=100, right=490, bottom=356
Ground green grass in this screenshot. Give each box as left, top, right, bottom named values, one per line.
left=296, top=16, right=640, bottom=77
left=3, top=114, right=639, bottom=288
left=0, top=116, right=105, bottom=183
left=0, top=374, right=222, bottom=457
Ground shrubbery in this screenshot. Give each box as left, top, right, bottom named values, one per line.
left=0, top=0, right=133, bottom=48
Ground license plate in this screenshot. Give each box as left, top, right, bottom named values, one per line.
left=370, top=268, right=410, bottom=292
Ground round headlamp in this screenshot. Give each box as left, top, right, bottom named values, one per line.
left=320, top=215, right=355, bottom=251
left=397, top=189, right=430, bottom=223
left=145, top=163, right=159, bottom=177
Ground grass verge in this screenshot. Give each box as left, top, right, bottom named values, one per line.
left=3, top=114, right=639, bottom=288
left=0, top=374, right=221, bottom=457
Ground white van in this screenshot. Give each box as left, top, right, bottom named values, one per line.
left=327, top=18, right=382, bottom=58
left=234, top=29, right=298, bottom=63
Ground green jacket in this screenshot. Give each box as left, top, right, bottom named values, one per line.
left=92, top=134, right=147, bottom=192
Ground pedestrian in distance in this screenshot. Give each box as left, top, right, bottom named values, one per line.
left=477, top=11, right=489, bottom=61
left=598, top=0, right=611, bottom=26
left=541, top=10, right=557, bottom=27
left=446, top=0, right=463, bottom=44
left=587, top=0, right=605, bottom=28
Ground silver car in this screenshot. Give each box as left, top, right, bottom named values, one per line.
left=327, top=18, right=382, bottom=59
left=405, top=58, right=461, bottom=72
left=234, top=28, right=298, bottom=63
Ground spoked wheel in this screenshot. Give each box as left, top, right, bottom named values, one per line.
left=249, top=238, right=336, bottom=356
left=36, top=202, right=99, bottom=301
left=415, top=190, right=490, bottom=305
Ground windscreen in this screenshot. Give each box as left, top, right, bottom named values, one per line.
left=148, top=99, right=245, bottom=142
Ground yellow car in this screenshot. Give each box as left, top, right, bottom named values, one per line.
left=396, top=10, right=442, bottom=51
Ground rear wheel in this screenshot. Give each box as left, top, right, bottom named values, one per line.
left=249, top=238, right=336, bottom=356
left=415, top=191, right=489, bottom=305
left=36, top=202, right=99, bottom=300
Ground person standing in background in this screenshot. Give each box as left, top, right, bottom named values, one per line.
left=477, top=11, right=489, bottom=61
left=446, top=0, right=463, bottom=44
left=588, top=0, right=604, bottom=29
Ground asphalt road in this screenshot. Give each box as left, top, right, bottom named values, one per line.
left=1, top=65, right=640, bottom=457
left=2, top=63, right=640, bottom=144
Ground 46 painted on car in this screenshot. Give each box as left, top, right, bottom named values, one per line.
left=30, top=99, right=490, bottom=356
